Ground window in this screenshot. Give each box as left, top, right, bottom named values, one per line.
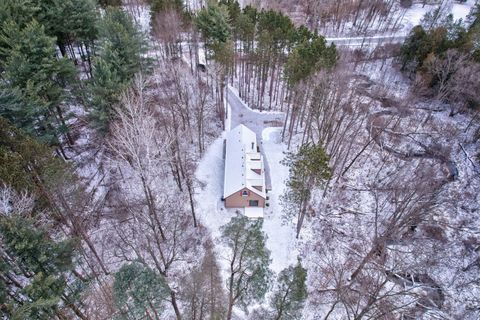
left=249, top=200, right=259, bottom=207
left=242, top=190, right=249, bottom=197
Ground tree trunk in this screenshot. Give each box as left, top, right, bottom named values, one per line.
left=170, top=290, right=182, bottom=320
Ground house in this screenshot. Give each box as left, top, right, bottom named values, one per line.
left=223, top=124, right=266, bottom=216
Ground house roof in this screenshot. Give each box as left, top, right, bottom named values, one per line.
left=224, top=124, right=266, bottom=199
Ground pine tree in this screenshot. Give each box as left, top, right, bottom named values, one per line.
left=284, top=33, right=337, bottom=87
left=221, top=215, right=272, bottom=320
left=113, top=262, right=169, bottom=319
left=400, top=25, right=430, bottom=72
left=196, top=2, right=231, bottom=54
left=96, top=8, right=147, bottom=81
left=89, top=48, right=124, bottom=132
left=98, top=0, right=122, bottom=7
left=89, top=7, right=147, bottom=132
left=32, top=0, right=98, bottom=58
left=0, top=214, right=85, bottom=319
left=0, top=20, right=77, bottom=150
left=0, top=0, right=98, bottom=60
left=282, top=143, right=331, bottom=238
left=270, top=260, right=307, bottom=320
left=466, top=4, right=480, bottom=62
left=196, top=2, right=233, bottom=128
left=0, top=117, right=69, bottom=207
left=0, top=0, right=39, bottom=43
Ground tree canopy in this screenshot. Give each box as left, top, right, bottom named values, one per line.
left=113, top=262, right=169, bottom=319
left=89, top=7, right=147, bottom=132
left=0, top=20, right=77, bottom=147
left=221, top=215, right=272, bottom=319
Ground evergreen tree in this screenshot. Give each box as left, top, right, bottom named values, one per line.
left=0, top=0, right=98, bottom=59
left=400, top=9, right=478, bottom=74
left=221, top=215, right=272, bottom=320
left=466, top=4, right=480, bottom=62
left=196, top=2, right=231, bottom=54
left=285, top=33, right=337, bottom=86
left=98, top=0, right=122, bottom=7
left=89, top=48, right=125, bottom=131
left=196, top=2, right=233, bottom=127
left=0, top=20, right=77, bottom=150
left=89, top=7, right=147, bottom=132
left=33, top=0, right=98, bottom=58
left=220, top=0, right=241, bottom=28
left=235, top=7, right=256, bottom=44
left=96, top=8, right=147, bottom=81
left=0, top=214, right=85, bottom=319
left=270, top=260, right=307, bottom=320
left=0, top=0, right=39, bottom=43
left=113, top=262, right=169, bottom=319
left=400, top=25, right=430, bottom=72
left=0, top=117, right=69, bottom=207
left=282, top=143, right=331, bottom=237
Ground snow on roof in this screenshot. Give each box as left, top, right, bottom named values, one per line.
left=224, top=124, right=266, bottom=199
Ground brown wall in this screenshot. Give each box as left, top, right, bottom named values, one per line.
left=225, top=187, right=265, bottom=208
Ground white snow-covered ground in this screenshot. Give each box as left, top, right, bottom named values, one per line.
left=402, top=0, right=475, bottom=31
left=451, top=0, right=475, bottom=21
left=313, top=0, right=477, bottom=41
left=195, top=134, right=232, bottom=241
left=262, top=127, right=298, bottom=273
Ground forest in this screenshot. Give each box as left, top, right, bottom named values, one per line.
left=0, top=0, right=479, bottom=319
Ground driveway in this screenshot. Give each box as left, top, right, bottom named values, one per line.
left=326, top=35, right=407, bottom=47
left=226, top=86, right=285, bottom=190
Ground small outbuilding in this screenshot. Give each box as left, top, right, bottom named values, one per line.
left=223, top=124, right=266, bottom=216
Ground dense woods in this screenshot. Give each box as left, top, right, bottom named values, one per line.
left=400, top=3, right=480, bottom=112
left=0, top=0, right=479, bottom=319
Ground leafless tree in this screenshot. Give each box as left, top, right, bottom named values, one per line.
left=152, top=9, right=184, bottom=59
left=179, top=242, right=227, bottom=320
left=107, top=75, right=212, bottom=319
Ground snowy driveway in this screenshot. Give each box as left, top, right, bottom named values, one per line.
left=226, top=86, right=285, bottom=136
left=326, top=35, right=407, bottom=47
left=226, top=86, right=285, bottom=190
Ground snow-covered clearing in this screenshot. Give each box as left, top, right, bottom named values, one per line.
left=451, top=0, right=475, bottom=21
left=262, top=127, right=298, bottom=273
left=195, top=134, right=232, bottom=240
left=402, top=0, right=475, bottom=31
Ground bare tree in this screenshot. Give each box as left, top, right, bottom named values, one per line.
left=107, top=75, right=211, bottom=319
left=179, top=242, right=227, bottom=320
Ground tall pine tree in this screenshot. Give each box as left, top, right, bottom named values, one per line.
left=113, top=262, right=169, bottom=319
left=221, top=215, right=272, bottom=320
left=0, top=20, right=77, bottom=154
left=282, top=143, right=331, bottom=238
left=270, top=260, right=307, bottom=320
left=0, top=214, right=86, bottom=319
left=89, top=7, right=147, bottom=132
